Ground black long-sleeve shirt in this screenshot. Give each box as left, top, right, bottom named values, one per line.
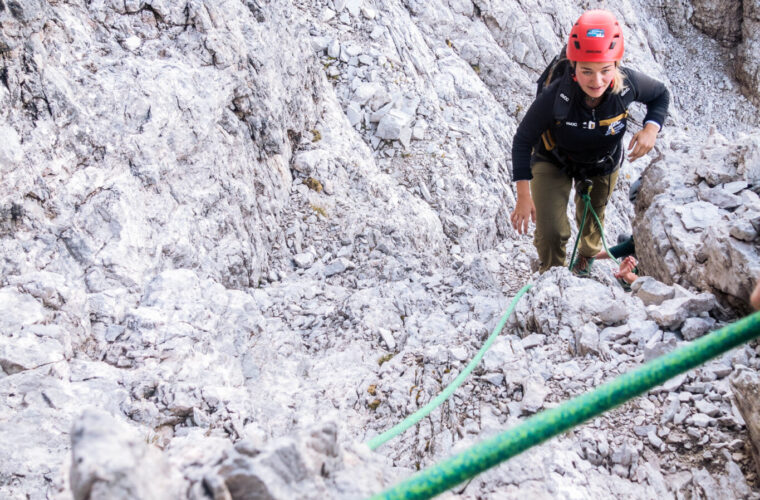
left=511, top=67, right=670, bottom=181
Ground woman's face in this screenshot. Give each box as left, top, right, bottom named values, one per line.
left=574, top=61, right=616, bottom=98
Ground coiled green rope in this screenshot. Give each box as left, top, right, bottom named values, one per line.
left=366, top=284, right=533, bottom=450
left=370, top=310, right=760, bottom=500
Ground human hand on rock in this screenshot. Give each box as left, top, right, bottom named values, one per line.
left=614, top=256, right=638, bottom=284
left=628, top=123, right=659, bottom=161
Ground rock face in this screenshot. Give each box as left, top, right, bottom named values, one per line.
left=1, top=0, right=760, bottom=499
left=731, top=368, right=760, bottom=478
left=70, top=410, right=184, bottom=500
left=737, top=0, right=760, bottom=104
left=633, top=130, right=760, bottom=312
left=690, top=0, right=743, bottom=47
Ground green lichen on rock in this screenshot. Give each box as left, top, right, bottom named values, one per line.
left=378, top=353, right=395, bottom=366
left=304, top=177, right=323, bottom=192
left=310, top=204, right=327, bottom=217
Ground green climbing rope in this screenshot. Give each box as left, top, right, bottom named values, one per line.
left=568, top=192, right=591, bottom=272
left=369, top=310, right=760, bottom=500
left=365, top=284, right=533, bottom=451
left=569, top=190, right=620, bottom=272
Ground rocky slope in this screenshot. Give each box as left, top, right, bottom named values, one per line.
left=1, top=0, right=760, bottom=499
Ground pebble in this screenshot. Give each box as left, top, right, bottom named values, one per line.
left=362, top=6, right=378, bottom=19
left=639, top=398, right=656, bottom=415
left=370, top=26, right=385, bottom=40
left=688, top=413, right=714, bottom=427
left=521, top=375, right=549, bottom=413
left=660, top=373, right=688, bottom=392
left=293, top=252, right=315, bottom=268
left=710, top=364, right=733, bottom=378
left=378, top=328, right=396, bottom=350
left=674, top=406, right=690, bottom=425
left=728, top=439, right=745, bottom=451
left=324, top=257, right=354, bottom=277
left=600, top=325, right=630, bottom=342
left=449, top=346, right=468, bottom=362
left=483, top=373, right=504, bottom=386
left=695, top=399, right=720, bottom=417
left=521, top=334, right=545, bottom=350
left=327, top=40, right=340, bottom=59
left=647, top=430, right=664, bottom=449
left=683, top=383, right=706, bottom=394
left=687, top=427, right=702, bottom=439
left=321, top=8, right=336, bottom=22
left=667, top=430, right=688, bottom=444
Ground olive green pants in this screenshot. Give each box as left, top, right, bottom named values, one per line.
left=530, top=160, right=620, bottom=273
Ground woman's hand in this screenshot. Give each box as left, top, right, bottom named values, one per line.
left=510, top=180, right=536, bottom=235
left=627, top=122, right=659, bottom=161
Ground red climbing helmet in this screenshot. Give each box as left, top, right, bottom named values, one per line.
left=566, top=10, right=624, bottom=62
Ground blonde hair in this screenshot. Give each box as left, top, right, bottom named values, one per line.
left=610, top=62, right=627, bottom=95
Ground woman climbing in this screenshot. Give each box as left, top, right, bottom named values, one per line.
left=509, top=9, right=669, bottom=276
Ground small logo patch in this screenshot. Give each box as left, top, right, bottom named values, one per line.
left=559, top=93, right=570, bottom=102
left=566, top=121, right=578, bottom=127
left=587, top=29, right=605, bottom=38
left=605, top=120, right=626, bottom=136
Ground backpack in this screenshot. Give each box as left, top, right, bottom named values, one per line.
left=535, top=48, right=571, bottom=98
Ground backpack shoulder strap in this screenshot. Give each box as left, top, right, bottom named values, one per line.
left=535, top=54, right=561, bottom=96
left=616, top=68, right=636, bottom=108
left=617, top=85, right=635, bottom=108
left=552, top=72, right=575, bottom=122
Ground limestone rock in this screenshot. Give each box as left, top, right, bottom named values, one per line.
left=737, top=0, right=760, bottom=104
left=521, top=375, right=550, bottom=413
left=70, top=409, right=184, bottom=500
left=681, top=317, right=716, bottom=341
left=690, top=0, right=743, bottom=47
left=631, top=277, right=675, bottom=306
left=575, top=323, right=601, bottom=357
left=215, top=423, right=340, bottom=500
left=730, top=368, right=760, bottom=477
left=2, top=0, right=760, bottom=497
left=647, top=293, right=716, bottom=329
left=375, top=109, right=413, bottom=143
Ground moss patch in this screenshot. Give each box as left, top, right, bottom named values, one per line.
left=310, top=204, right=327, bottom=217
left=378, top=353, right=395, bottom=366
left=304, top=177, right=323, bottom=192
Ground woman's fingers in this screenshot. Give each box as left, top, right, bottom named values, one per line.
left=628, top=129, right=657, bottom=161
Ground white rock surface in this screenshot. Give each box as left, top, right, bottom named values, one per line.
left=1, top=0, right=760, bottom=499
